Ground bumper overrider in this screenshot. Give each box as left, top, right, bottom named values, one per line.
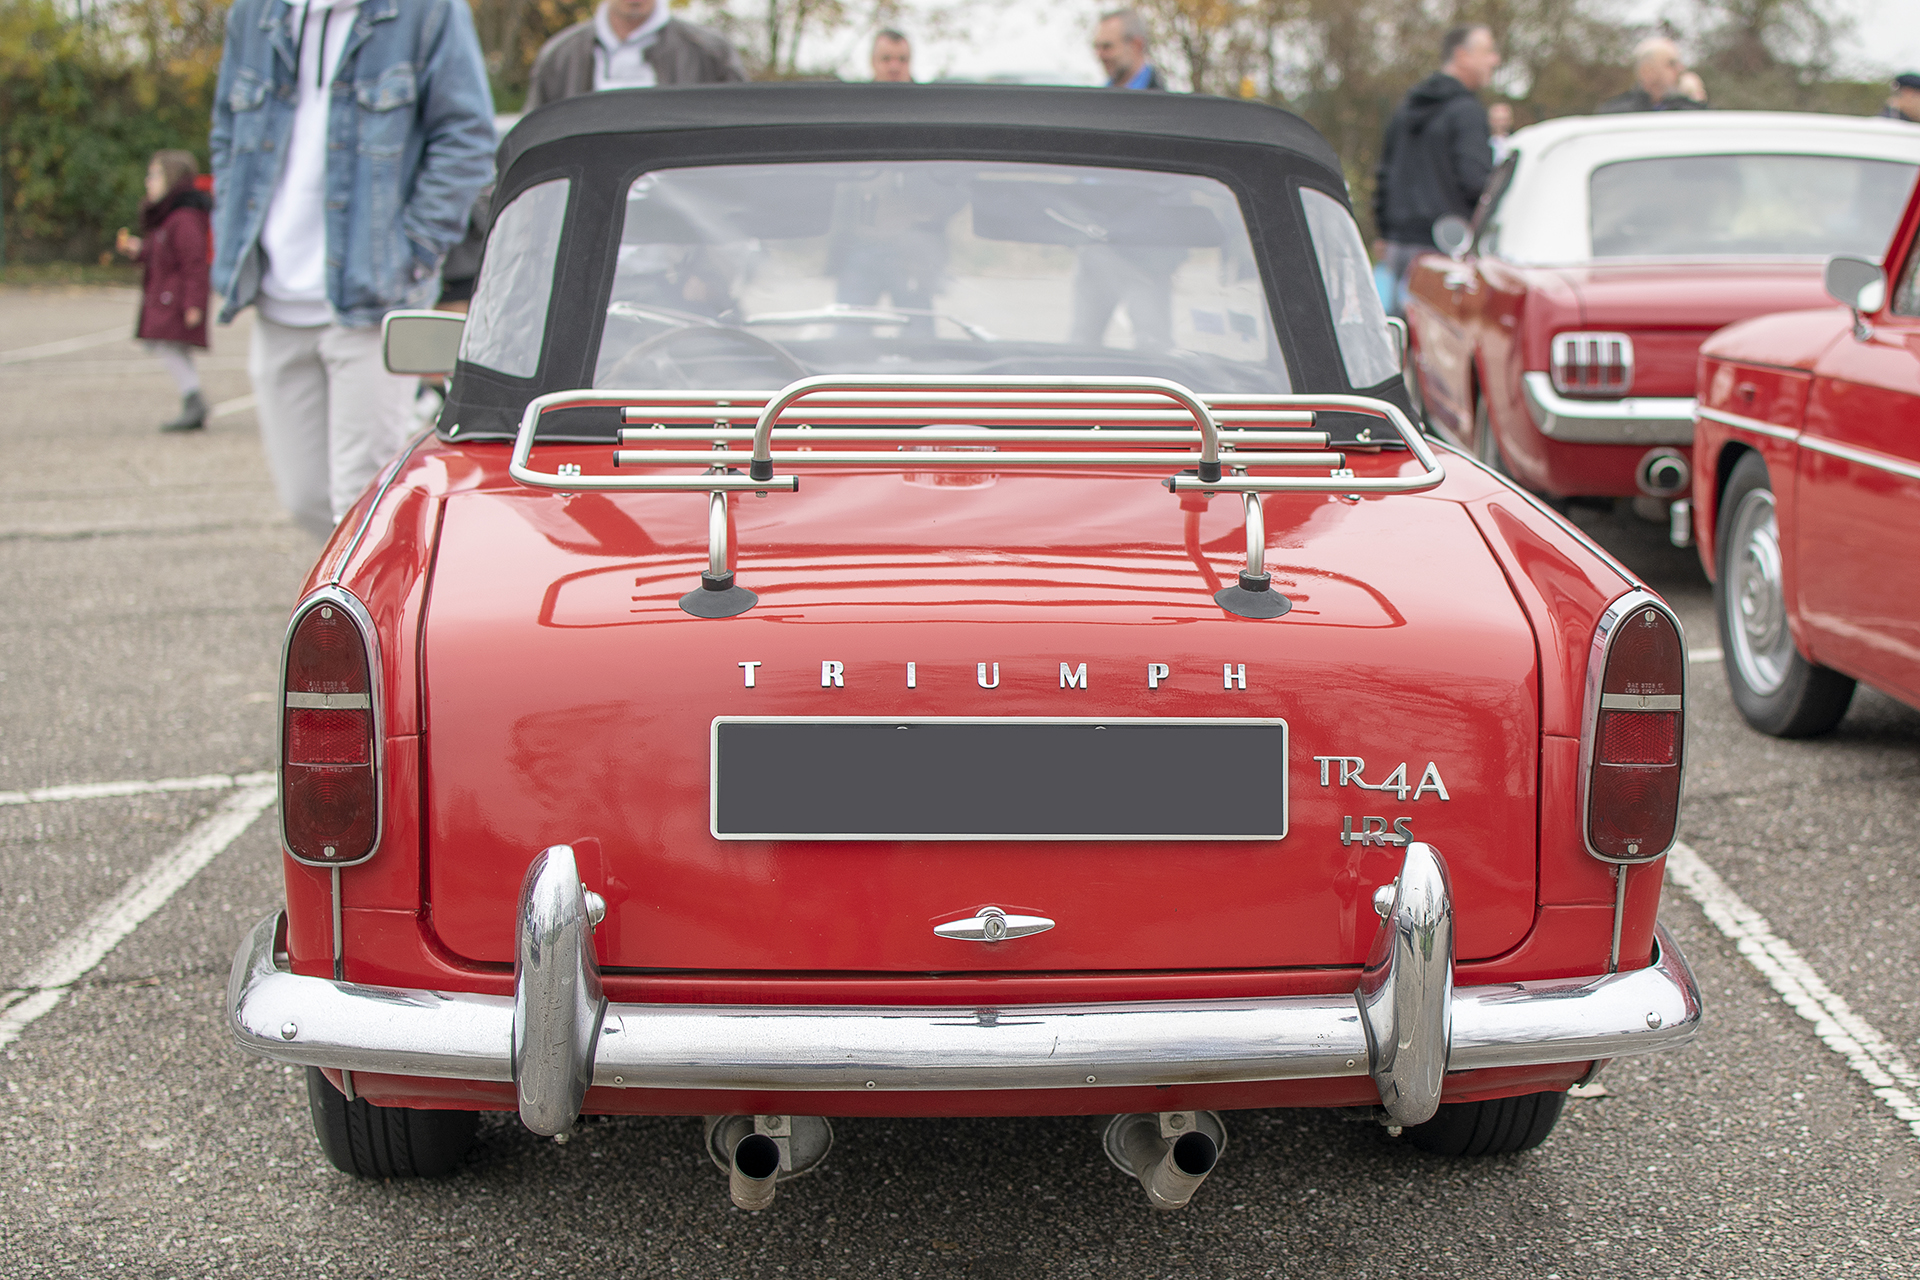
left=228, top=843, right=1701, bottom=1134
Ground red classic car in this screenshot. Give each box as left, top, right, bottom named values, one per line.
left=1406, top=112, right=1920, bottom=530
left=1693, top=175, right=1920, bottom=736
left=226, top=86, right=1700, bottom=1207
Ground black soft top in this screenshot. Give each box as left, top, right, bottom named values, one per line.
left=500, top=83, right=1344, bottom=180
left=445, top=84, right=1395, bottom=441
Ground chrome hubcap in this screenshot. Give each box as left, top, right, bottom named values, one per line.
left=1725, top=489, right=1792, bottom=696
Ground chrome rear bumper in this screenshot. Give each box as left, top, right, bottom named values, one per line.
left=229, top=844, right=1701, bottom=1134
left=1521, top=372, right=1694, bottom=445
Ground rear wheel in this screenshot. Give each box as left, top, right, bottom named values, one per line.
left=305, top=1068, right=478, bottom=1178
left=1715, top=452, right=1854, bottom=737
left=1405, top=1090, right=1565, bottom=1157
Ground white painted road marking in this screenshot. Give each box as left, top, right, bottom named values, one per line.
left=1688, top=647, right=1723, bottom=664
left=210, top=394, right=256, bottom=420
left=0, top=770, right=273, bottom=807
left=1667, top=841, right=1920, bottom=1143
left=0, top=785, right=275, bottom=1048
left=0, top=327, right=132, bottom=365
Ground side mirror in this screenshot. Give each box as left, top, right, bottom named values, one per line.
left=1432, top=215, right=1473, bottom=261
left=1825, top=254, right=1887, bottom=342
left=382, top=310, right=467, bottom=376
left=1824, top=254, right=1886, bottom=313
left=1384, top=316, right=1408, bottom=369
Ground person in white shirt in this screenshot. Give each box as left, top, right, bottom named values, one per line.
left=210, top=0, right=494, bottom=537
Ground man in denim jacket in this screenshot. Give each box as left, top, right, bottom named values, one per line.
left=211, top=0, right=494, bottom=538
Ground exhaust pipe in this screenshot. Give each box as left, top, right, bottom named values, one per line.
left=1102, top=1111, right=1225, bottom=1211
left=704, top=1115, right=834, bottom=1211
left=1636, top=447, right=1690, bottom=498
left=729, top=1132, right=781, bottom=1211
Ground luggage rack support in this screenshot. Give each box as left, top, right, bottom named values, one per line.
left=504, top=375, right=1445, bottom=618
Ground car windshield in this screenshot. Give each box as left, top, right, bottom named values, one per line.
left=1589, top=153, right=1917, bottom=259
left=592, top=160, right=1289, bottom=392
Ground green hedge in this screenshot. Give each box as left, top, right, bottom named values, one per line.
left=1, top=1, right=217, bottom=263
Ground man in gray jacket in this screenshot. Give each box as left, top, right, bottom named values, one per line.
left=525, top=0, right=744, bottom=108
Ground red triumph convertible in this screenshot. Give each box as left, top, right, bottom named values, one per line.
left=1405, top=112, right=1920, bottom=533
left=1693, top=174, right=1920, bottom=737
left=226, top=86, right=1700, bottom=1208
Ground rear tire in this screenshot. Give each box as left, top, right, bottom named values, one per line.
left=305, top=1068, right=478, bottom=1178
left=1405, top=1090, right=1565, bottom=1157
left=1714, top=452, right=1854, bottom=738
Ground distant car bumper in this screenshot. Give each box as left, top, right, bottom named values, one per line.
left=228, top=843, right=1701, bottom=1134
left=1522, top=372, right=1695, bottom=445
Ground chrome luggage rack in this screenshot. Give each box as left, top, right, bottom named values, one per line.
left=507, top=375, right=1445, bottom=618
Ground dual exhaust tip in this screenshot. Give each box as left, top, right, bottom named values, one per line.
left=706, top=1110, right=1225, bottom=1212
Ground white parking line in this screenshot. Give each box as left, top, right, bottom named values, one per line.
left=0, top=770, right=273, bottom=807
left=1688, top=647, right=1723, bottom=664
left=1666, top=842, right=1920, bottom=1143
left=0, top=785, right=275, bottom=1048
left=0, top=327, right=132, bottom=366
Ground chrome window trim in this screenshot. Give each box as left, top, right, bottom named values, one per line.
left=1798, top=433, right=1920, bottom=483
left=708, top=716, right=1288, bottom=842
left=279, top=585, right=386, bottom=870
left=1521, top=372, right=1694, bottom=445
left=1695, top=405, right=1801, bottom=442
left=1577, top=588, right=1687, bottom=865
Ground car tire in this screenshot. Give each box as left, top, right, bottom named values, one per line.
left=1714, top=452, right=1855, bottom=738
left=305, top=1068, right=478, bottom=1178
left=1473, top=395, right=1510, bottom=478
left=1404, top=1090, right=1565, bottom=1157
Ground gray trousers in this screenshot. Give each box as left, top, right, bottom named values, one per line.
left=249, top=317, right=416, bottom=539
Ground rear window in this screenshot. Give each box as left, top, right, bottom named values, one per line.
left=593, top=160, right=1289, bottom=393
left=1589, top=154, right=1916, bottom=259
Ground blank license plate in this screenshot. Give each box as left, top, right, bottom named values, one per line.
left=711, top=717, right=1287, bottom=841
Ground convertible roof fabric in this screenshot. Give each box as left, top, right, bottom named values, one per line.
left=501, top=83, right=1343, bottom=180
left=441, top=83, right=1396, bottom=441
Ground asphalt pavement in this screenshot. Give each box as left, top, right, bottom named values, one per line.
left=1, top=286, right=1916, bottom=1278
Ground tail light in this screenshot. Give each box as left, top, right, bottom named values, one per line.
left=1551, top=331, right=1634, bottom=397
left=1581, top=591, right=1684, bottom=863
left=280, top=590, right=382, bottom=866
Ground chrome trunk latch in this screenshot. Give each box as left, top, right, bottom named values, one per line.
left=933, top=906, right=1055, bottom=943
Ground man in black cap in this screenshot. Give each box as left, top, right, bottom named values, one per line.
left=1373, top=24, right=1501, bottom=317
left=1881, top=74, right=1920, bottom=123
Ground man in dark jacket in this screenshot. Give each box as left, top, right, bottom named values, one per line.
left=1373, top=24, right=1500, bottom=316
left=1093, top=9, right=1166, bottom=90
left=1597, top=38, right=1709, bottom=113
left=525, top=0, right=744, bottom=109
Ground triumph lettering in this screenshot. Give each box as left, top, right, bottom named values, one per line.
left=1147, top=663, right=1169, bottom=689
left=1060, top=662, right=1088, bottom=689
left=738, top=660, right=761, bottom=688
left=1224, top=663, right=1246, bottom=689
left=821, top=661, right=844, bottom=688
left=977, top=662, right=1000, bottom=689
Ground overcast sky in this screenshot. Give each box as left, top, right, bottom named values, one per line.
left=816, top=0, right=1920, bottom=89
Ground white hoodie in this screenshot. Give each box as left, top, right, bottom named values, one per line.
left=258, top=0, right=363, bottom=328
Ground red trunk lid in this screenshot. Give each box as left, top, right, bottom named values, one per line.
left=1552, top=261, right=1829, bottom=396
left=421, top=468, right=1539, bottom=973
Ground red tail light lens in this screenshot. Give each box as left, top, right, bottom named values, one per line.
left=1585, top=599, right=1684, bottom=863
left=282, top=598, right=380, bottom=865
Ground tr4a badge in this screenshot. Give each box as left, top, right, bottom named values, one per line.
left=1314, top=756, right=1450, bottom=848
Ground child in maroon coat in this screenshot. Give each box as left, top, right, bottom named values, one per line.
left=116, top=150, right=213, bottom=432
